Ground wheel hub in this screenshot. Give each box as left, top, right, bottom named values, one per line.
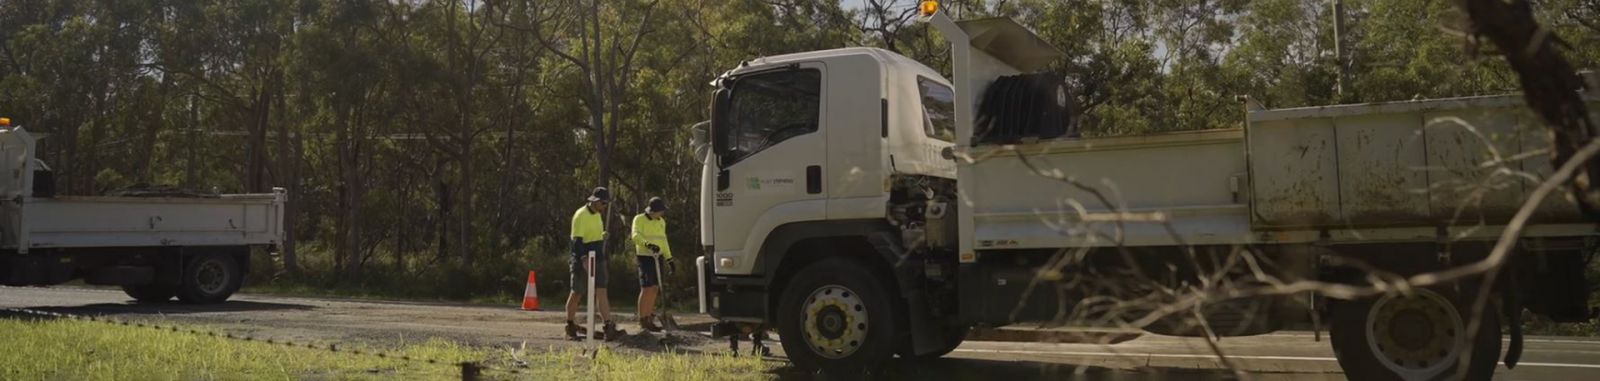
left=802, top=285, right=868, bottom=359
left=1366, top=289, right=1464, bottom=379
left=816, top=305, right=847, bottom=339
left=1387, top=309, right=1435, bottom=351
left=196, top=259, right=228, bottom=294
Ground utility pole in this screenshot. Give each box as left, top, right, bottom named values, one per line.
left=1332, top=0, right=1348, bottom=101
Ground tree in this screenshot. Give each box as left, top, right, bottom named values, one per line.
left=1453, top=0, right=1600, bottom=217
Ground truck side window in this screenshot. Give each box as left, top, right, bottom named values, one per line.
left=723, top=69, right=822, bottom=166
left=917, top=77, right=956, bottom=142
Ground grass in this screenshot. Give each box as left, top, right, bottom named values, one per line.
left=513, top=347, right=776, bottom=380
left=1526, top=319, right=1600, bottom=337
left=0, top=316, right=775, bottom=380
left=0, top=317, right=482, bottom=380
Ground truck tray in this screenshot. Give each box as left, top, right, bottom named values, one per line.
left=2, top=190, right=285, bottom=251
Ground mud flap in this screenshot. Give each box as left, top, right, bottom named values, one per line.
left=867, top=231, right=948, bottom=356
left=1505, top=267, right=1523, bottom=369
left=906, top=293, right=948, bottom=356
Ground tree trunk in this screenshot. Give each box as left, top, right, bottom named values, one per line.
left=435, top=158, right=452, bottom=261
left=274, top=74, right=298, bottom=273
left=184, top=95, right=199, bottom=189
left=138, top=81, right=168, bottom=184
left=333, top=110, right=350, bottom=274
left=283, top=129, right=304, bottom=272
left=345, top=107, right=367, bottom=277
left=247, top=83, right=271, bottom=193
left=458, top=145, right=474, bottom=265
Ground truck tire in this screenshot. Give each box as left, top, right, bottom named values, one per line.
left=122, top=284, right=176, bottom=303
left=176, top=254, right=243, bottom=304
left=776, top=257, right=901, bottom=372
left=1329, top=287, right=1501, bottom=381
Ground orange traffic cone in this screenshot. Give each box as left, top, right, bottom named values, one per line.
left=521, top=271, right=540, bottom=311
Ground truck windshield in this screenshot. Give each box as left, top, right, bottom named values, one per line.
left=918, top=77, right=956, bottom=142
left=720, top=69, right=822, bottom=166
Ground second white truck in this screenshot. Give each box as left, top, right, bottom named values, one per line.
left=0, top=124, right=285, bottom=304
left=696, top=5, right=1598, bottom=380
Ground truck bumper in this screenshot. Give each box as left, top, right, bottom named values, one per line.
left=699, top=257, right=769, bottom=323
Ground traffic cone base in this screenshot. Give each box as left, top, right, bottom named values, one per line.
left=521, top=271, right=540, bottom=311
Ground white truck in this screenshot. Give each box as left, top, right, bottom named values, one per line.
left=694, top=6, right=1598, bottom=380
left=0, top=124, right=285, bottom=304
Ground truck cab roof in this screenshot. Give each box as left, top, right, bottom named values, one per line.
left=732, top=47, right=943, bottom=82
left=725, top=47, right=956, bottom=180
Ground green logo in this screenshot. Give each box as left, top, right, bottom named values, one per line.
left=746, top=177, right=761, bottom=190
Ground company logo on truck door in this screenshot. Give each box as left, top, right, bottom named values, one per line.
left=745, top=171, right=799, bottom=193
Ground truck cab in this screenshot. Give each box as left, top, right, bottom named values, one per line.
left=705, top=47, right=954, bottom=279
left=698, top=46, right=968, bottom=367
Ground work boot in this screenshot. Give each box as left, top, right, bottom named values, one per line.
left=565, top=321, right=587, bottom=340
left=602, top=321, right=625, bottom=341
left=640, top=315, right=663, bottom=333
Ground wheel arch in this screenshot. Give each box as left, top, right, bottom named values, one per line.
left=180, top=245, right=251, bottom=277
left=758, top=219, right=902, bottom=322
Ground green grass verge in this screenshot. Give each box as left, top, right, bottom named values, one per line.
left=517, top=347, right=775, bottom=380
left=0, top=317, right=776, bottom=380
left=0, top=318, right=483, bottom=380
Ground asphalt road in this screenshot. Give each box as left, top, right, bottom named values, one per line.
left=3, top=286, right=1599, bottom=380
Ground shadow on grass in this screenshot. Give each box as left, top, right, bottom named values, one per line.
left=0, top=309, right=71, bottom=320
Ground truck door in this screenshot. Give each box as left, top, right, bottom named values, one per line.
left=710, top=63, right=828, bottom=276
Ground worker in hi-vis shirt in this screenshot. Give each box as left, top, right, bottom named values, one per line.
left=631, top=197, right=674, bottom=332
left=566, top=187, right=623, bottom=340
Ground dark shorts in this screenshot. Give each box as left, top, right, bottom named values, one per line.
left=569, top=241, right=608, bottom=292
left=637, top=256, right=660, bottom=288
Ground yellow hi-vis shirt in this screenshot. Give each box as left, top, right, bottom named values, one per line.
left=631, top=214, right=672, bottom=259
left=571, top=206, right=605, bottom=244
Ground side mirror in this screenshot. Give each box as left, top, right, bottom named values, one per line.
left=690, top=121, right=711, bottom=164
left=711, top=88, right=732, bottom=156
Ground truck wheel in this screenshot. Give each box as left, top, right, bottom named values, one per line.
left=776, top=257, right=900, bottom=372
left=122, top=284, right=176, bottom=303
left=176, top=254, right=243, bottom=304
left=1329, top=287, right=1500, bottom=381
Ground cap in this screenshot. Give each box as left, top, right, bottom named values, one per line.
left=646, top=197, right=667, bottom=213
left=587, top=187, right=610, bottom=202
